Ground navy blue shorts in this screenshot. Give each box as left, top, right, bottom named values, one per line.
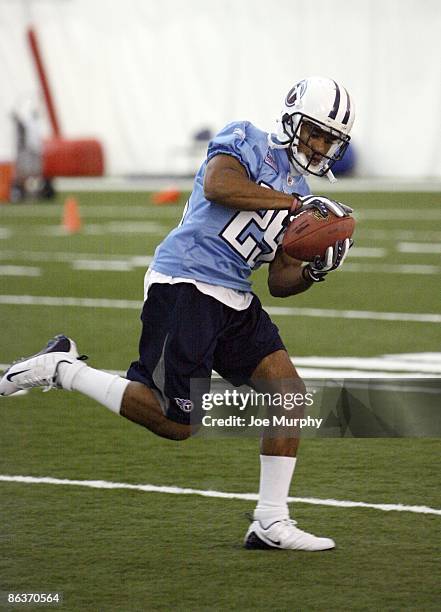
left=126, top=283, right=285, bottom=424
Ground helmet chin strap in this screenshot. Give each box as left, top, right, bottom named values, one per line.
left=326, top=169, right=337, bottom=183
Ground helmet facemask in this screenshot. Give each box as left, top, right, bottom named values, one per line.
left=281, top=112, right=351, bottom=177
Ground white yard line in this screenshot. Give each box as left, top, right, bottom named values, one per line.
left=41, top=221, right=167, bottom=236
left=2, top=251, right=440, bottom=275
left=356, top=210, right=441, bottom=220
left=72, top=260, right=134, bottom=271
left=294, top=356, right=441, bottom=374
left=297, top=368, right=437, bottom=379
left=0, top=294, right=439, bottom=324
left=348, top=247, right=387, bottom=258
left=0, top=250, right=153, bottom=266
left=0, top=474, right=439, bottom=516
left=362, top=229, right=441, bottom=241
left=0, top=266, right=41, bottom=277
left=342, top=263, right=440, bottom=275
left=265, top=305, right=441, bottom=323
left=0, top=228, right=12, bottom=239
left=0, top=295, right=141, bottom=309
left=397, top=242, right=441, bottom=254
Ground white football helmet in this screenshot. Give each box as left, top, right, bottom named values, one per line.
left=269, top=76, right=355, bottom=180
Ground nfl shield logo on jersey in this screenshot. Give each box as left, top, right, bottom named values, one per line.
left=174, top=398, right=194, bottom=413
left=264, top=150, right=278, bottom=173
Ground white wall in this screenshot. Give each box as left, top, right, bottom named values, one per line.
left=1, top=0, right=440, bottom=177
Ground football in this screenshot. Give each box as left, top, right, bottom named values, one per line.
left=282, top=209, right=355, bottom=261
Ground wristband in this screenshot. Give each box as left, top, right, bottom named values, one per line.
left=291, top=194, right=302, bottom=213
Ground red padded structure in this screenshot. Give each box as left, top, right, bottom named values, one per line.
left=43, top=138, right=104, bottom=177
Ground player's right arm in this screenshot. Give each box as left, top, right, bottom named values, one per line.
left=267, top=248, right=313, bottom=297
left=204, top=154, right=296, bottom=212
left=268, top=239, right=353, bottom=296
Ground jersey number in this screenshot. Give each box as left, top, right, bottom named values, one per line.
left=220, top=209, right=287, bottom=267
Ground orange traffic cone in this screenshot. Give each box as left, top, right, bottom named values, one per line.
left=151, top=188, right=181, bottom=205
left=62, top=196, right=82, bottom=233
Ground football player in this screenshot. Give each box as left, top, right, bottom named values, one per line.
left=0, top=76, right=355, bottom=551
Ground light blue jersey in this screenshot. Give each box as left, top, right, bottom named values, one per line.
left=151, top=121, right=311, bottom=292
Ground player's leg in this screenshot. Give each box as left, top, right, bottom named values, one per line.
left=0, top=334, right=194, bottom=440
left=0, top=284, right=221, bottom=442
left=60, top=358, right=196, bottom=440
left=245, top=348, right=334, bottom=551
left=60, top=361, right=196, bottom=441
left=213, top=296, right=334, bottom=551
left=249, top=348, right=302, bottom=524
left=120, top=381, right=194, bottom=441
left=250, top=348, right=303, bottom=457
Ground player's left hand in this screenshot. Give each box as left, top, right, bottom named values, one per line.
left=292, top=194, right=353, bottom=219
left=302, top=238, right=353, bottom=283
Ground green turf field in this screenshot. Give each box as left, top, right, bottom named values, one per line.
left=0, top=190, right=440, bottom=611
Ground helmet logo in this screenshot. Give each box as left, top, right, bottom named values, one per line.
left=285, top=79, right=307, bottom=107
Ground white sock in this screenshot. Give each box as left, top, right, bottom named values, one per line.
left=254, top=455, right=297, bottom=526
left=58, top=361, right=130, bottom=414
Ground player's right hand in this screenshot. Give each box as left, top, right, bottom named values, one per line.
left=291, top=195, right=353, bottom=219
left=302, top=238, right=353, bottom=283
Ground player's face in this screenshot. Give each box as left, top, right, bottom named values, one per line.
left=298, top=121, right=338, bottom=167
